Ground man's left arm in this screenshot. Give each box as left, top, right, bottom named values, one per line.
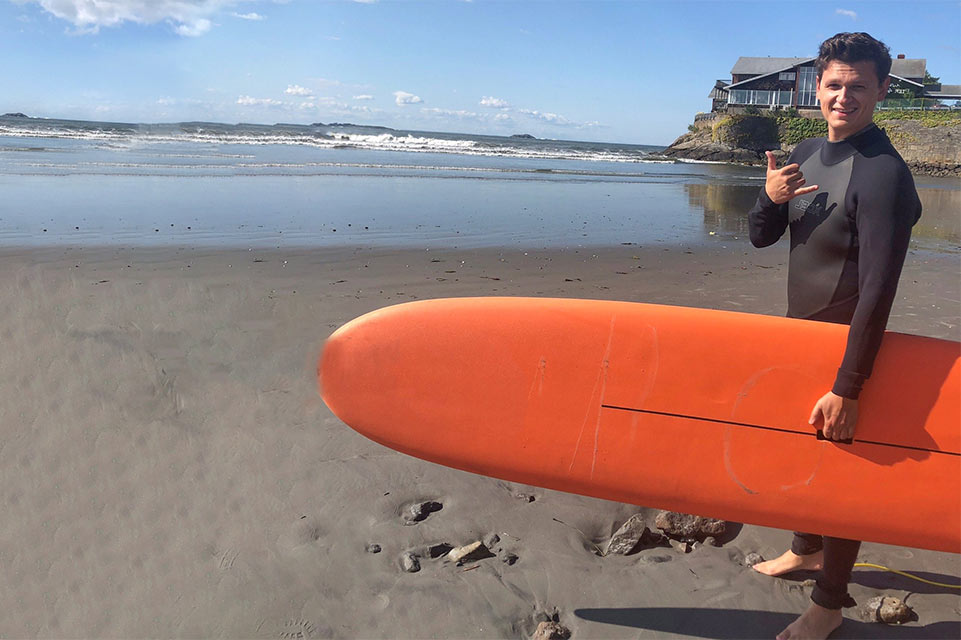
left=811, top=160, right=921, bottom=441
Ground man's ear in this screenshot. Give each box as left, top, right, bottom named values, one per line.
left=878, top=76, right=891, bottom=101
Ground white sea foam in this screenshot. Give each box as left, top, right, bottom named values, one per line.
left=0, top=123, right=657, bottom=164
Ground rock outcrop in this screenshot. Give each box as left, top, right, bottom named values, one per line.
left=662, top=113, right=961, bottom=177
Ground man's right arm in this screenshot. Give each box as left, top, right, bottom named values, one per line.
left=748, top=186, right=788, bottom=247
left=748, top=149, right=818, bottom=248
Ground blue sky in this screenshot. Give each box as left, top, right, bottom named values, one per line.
left=1, top=0, right=959, bottom=144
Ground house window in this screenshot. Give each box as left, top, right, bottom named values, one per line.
left=779, top=72, right=796, bottom=81
left=798, top=67, right=819, bottom=107
left=728, top=89, right=795, bottom=107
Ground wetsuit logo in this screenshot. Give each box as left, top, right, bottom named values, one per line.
left=790, top=192, right=837, bottom=245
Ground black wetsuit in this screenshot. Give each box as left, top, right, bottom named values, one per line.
left=748, top=123, right=922, bottom=609
left=749, top=123, right=922, bottom=398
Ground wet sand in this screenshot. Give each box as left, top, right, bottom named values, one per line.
left=0, top=242, right=957, bottom=638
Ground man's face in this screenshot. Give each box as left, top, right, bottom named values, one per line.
left=816, top=60, right=891, bottom=141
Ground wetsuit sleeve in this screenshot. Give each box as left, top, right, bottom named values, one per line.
left=748, top=187, right=788, bottom=248
left=748, top=142, right=815, bottom=248
left=832, top=162, right=921, bottom=398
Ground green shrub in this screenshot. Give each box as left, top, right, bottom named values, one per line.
left=688, top=123, right=698, bottom=133
left=873, top=110, right=961, bottom=127
left=773, top=115, right=828, bottom=145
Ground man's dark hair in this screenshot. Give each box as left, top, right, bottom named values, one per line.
left=815, top=32, right=892, bottom=82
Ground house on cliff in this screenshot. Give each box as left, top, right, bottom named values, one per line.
left=709, top=55, right=960, bottom=113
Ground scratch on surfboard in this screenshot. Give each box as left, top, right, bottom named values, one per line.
left=569, top=315, right=616, bottom=478
left=527, top=357, right=548, bottom=400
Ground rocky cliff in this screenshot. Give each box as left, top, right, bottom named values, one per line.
left=661, top=113, right=961, bottom=177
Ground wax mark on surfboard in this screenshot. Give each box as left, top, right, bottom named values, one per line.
left=721, top=424, right=825, bottom=495
left=724, top=366, right=825, bottom=493
left=569, top=315, right=617, bottom=478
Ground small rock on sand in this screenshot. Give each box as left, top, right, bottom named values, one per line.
left=654, top=510, right=726, bottom=540
left=401, top=552, right=421, bottom=573
left=605, top=514, right=663, bottom=556
left=744, top=552, right=765, bottom=568
left=403, top=500, right=443, bottom=525
left=365, top=543, right=382, bottom=554
left=669, top=539, right=692, bottom=554
left=532, top=621, right=572, bottom=640
left=448, top=541, right=495, bottom=564
left=859, top=596, right=915, bottom=624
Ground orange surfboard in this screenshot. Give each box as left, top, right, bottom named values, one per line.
left=319, top=298, right=961, bottom=553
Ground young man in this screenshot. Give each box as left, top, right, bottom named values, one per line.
left=747, top=32, right=922, bottom=640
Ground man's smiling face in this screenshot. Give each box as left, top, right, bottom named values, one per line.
left=816, top=60, right=891, bottom=142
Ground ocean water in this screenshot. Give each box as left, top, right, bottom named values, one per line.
left=1, top=115, right=957, bottom=251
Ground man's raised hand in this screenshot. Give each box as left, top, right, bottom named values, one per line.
left=764, top=150, right=819, bottom=204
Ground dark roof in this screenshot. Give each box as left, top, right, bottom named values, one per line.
left=708, top=81, right=730, bottom=99
left=731, top=57, right=813, bottom=75
left=926, top=84, right=961, bottom=99
left=891, top=58, right=926, bottom=79
left=732, top=56, right=926, bottom=80
left=727, top=59, right=815, bottom=90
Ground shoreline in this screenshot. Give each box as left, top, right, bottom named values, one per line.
left=0, top=242, right=957, bottom=637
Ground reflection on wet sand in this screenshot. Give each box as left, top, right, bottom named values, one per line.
left=684, top=181, right=960, bottom=250
left=684, top=183, right=760, bottom=240
left=916, top=186, right=961, bottom=248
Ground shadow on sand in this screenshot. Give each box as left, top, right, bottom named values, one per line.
left=574, top=607, right=960, bottom=639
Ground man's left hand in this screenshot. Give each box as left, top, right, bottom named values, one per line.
left=809, top=391, right=859, bottom=441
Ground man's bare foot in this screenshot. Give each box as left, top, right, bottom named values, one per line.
left=752, top=549, right=823, bottom=576
left=776, top=603, right=843, bottom=640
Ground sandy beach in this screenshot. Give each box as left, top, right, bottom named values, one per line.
left=0, top=241, right=958, bottom=639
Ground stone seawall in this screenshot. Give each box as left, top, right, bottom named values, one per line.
left=662, top=114, right=961, bottom=177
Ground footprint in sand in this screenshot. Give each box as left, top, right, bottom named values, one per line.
left=257, top=618, right=318, bottom=640
left=279, top=619, right=315, bottom=639
left=279, top=515, right=324, bottom=551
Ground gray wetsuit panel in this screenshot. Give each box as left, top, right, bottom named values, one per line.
left=787, top=154, right=854, bottom=319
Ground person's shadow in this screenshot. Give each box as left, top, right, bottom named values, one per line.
left=574, top=607, right=959, bottom=639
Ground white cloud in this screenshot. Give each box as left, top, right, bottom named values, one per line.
left=518, top=108, right=571, bottom=125
left=494, top=113, right=511, bottom=122
left=174, top=18, right=211, bottom=36
left=353, top=94, right=374, bottom=101
left=422, top=107, right=481, bottom=119
left=237, top=95, right=282, bottom=106
left=285, top=84, right=314, bottom=97
left=19, top=0, right=259, bottom=35
left=480, top=96, right=511, bottom=109
left=232, top=11, right=264, bottom=20
left=835, top=8, right=857, bottom=19
left=393, top=91, right=423, bottom=106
